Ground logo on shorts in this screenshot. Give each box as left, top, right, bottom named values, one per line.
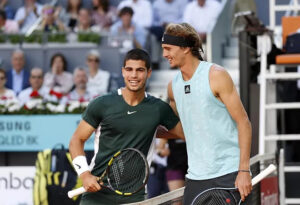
left=185, top=85, right=191, bottom=94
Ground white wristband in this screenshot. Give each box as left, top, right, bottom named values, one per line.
left=72, top=155, right=89, bottom=176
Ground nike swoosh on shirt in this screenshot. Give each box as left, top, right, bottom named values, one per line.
left=127, top=111, right=137, bottom=115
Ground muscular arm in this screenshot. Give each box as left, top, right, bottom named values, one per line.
left=156, top=82, right=185, bottom=140
left=210, top=65, right=252, bottom=200
left=69, top=120, right=95, bottom=158
left=167, top=81, right=185, bottom=139
left=69, top=120, right=101, bottom=192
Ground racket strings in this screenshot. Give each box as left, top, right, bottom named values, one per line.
left=108, top=150, right=147, bottom=193
left=193, top=189, right=237, bottom=205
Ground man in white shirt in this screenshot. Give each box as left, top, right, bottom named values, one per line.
left=183, top=0, right=222, bottom=42
left=14, top=0, right=43, bottom=33
left=61, top=67, right=92, bottom=104
left=117, top=0, right=152, bottom=29
left=18, top=67, right=48, bottom=105
left=86, top=49, right=111, bottom=97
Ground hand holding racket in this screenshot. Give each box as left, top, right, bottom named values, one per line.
left=68, top=148, right=149, bottom=198
left=192, top=164, right=277, bottom=205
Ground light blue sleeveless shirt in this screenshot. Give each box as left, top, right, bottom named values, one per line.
left=172, top=61, right=240, bottom=180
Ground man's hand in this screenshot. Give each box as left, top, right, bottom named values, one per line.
left=235, top=171, right=252, bottom=201
left=80, top=171, right=102, bottom=192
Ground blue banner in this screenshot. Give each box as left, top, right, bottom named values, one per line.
left=0, top=115, right=94, bottom=151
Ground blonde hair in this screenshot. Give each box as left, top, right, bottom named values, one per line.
left=165, top=23, right=204, bottom=60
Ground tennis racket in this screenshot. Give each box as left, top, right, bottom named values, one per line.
left=67, top=148, right=149, bottom=198
left=191, top=164, right=277, bottom=205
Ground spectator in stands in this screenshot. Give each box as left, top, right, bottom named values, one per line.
left=57, top=0, right=82, bottom=31
left=0, top=0, right=14, bottom=19
left=5, top=49, right=30, bottom=95
left=183, top=0, right=222, bottom=42
left=85, top=49, right=110, bottom=97
left=117, top=0, right=152, bottom=29
left=153, top=0, right=183, bottom=28
left=14, top=0, right=43, bottom=33
left=147, top=138, right=169, bottom=198
left=91, top=0, right=117, bottom=32
left=0, top=9, right=19, bottom=33
left=150, top=0, right=184, bottom=69
left=110, top=7, right=147, bottom=48
left=44, top=53, right=73, bottom=95
left=159, top=138, right=188, bottom=193
left=74, top=8, right=100, bottom=33
left=0, top=68, right=17, bottom=102
left=61, top=67, right=92, bottom=104
left=18, top=67, right=49, bottom=105
left=37, top=4, right=65, bottom=32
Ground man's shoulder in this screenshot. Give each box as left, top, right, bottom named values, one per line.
left=18, top=87, right=32, bottom=96
left=186, top=1, right=197, bottom=8
left=146, top=94, right=169, bottom=107
left=92, top=90, right=119, bottom=103
left=5, top=69, right=12, bottom=75
left=98, top=69, right=110, bottom=77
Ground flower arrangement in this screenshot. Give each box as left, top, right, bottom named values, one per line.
left=0, top=98, right=89, bottom=115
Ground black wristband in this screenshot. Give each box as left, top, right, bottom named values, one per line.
left=238, top=169, right=250, bottom=173
left=238, top=169, right=252, bottom=176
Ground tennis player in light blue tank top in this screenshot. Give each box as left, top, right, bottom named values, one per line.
left=172, top=60, right=240, bottom=180
left=161, top=23, right=252, bottom=204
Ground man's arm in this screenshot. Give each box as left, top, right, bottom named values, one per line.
left=167, top=81, right=185, bottom=139
left=210, top=65, right=252, bottom=201
left=156, top=81, right=185, bottom=140
left=69, top=120, right=101, bottom=192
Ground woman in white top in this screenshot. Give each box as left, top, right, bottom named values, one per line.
left=85, top=49, right=111, bottom=97
left=0, top=68, right=17, bottom=103
left=44, top=53, right=73, bottom=95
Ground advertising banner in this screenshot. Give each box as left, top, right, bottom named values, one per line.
left=0, top=166, right=35, bottom=205
left=0, top=115, right=94, bottom=151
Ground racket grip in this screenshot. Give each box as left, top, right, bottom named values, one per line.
left=68, top=187, right=86, bottom=198
left=251, top=164, right=276, bottom=186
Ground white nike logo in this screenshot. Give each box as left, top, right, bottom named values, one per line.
left=127, top=111, right=137, bottom=115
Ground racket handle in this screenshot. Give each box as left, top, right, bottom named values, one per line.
left=68, top=187, right=86, bottom=198
left=251, top=164, right=276, bottom=186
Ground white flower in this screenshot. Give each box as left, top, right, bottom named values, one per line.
left=5, top=99, right=20, bottom=107
left=81, top=101, right=89, bottom=108
left=46, top=103, right=65, bottom=113
left=25, top=99, right=43, bottom=109
left=55, top=104, right=65, bottom=113
left=68, top=101, right=80, bottom=112
left=8, top=103, right=21, bottom=112
left=46, top=103, right=57, bottom=112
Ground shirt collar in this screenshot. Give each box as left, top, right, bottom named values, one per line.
left=12, top=69, right=24, bottom=76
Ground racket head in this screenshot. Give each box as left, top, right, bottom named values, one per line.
left=192, top=187, right=238, bottom=205
left=105, top=148, right=149, bottom=195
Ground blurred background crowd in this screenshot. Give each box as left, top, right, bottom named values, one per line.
left=0, top=0, right=224, bottom=110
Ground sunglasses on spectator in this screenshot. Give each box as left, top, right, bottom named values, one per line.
left=88, top=58, right=99, bottom=63
left=0, top=77, right=5, bottom=80
left=31, top=75, right=43, bottom=79
left=43, top=8, right=54, bottom=15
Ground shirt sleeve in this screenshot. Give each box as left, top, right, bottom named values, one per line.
left=159, top=101, right=180, bottom=130
left=82, top=97, right=103, bottom=129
